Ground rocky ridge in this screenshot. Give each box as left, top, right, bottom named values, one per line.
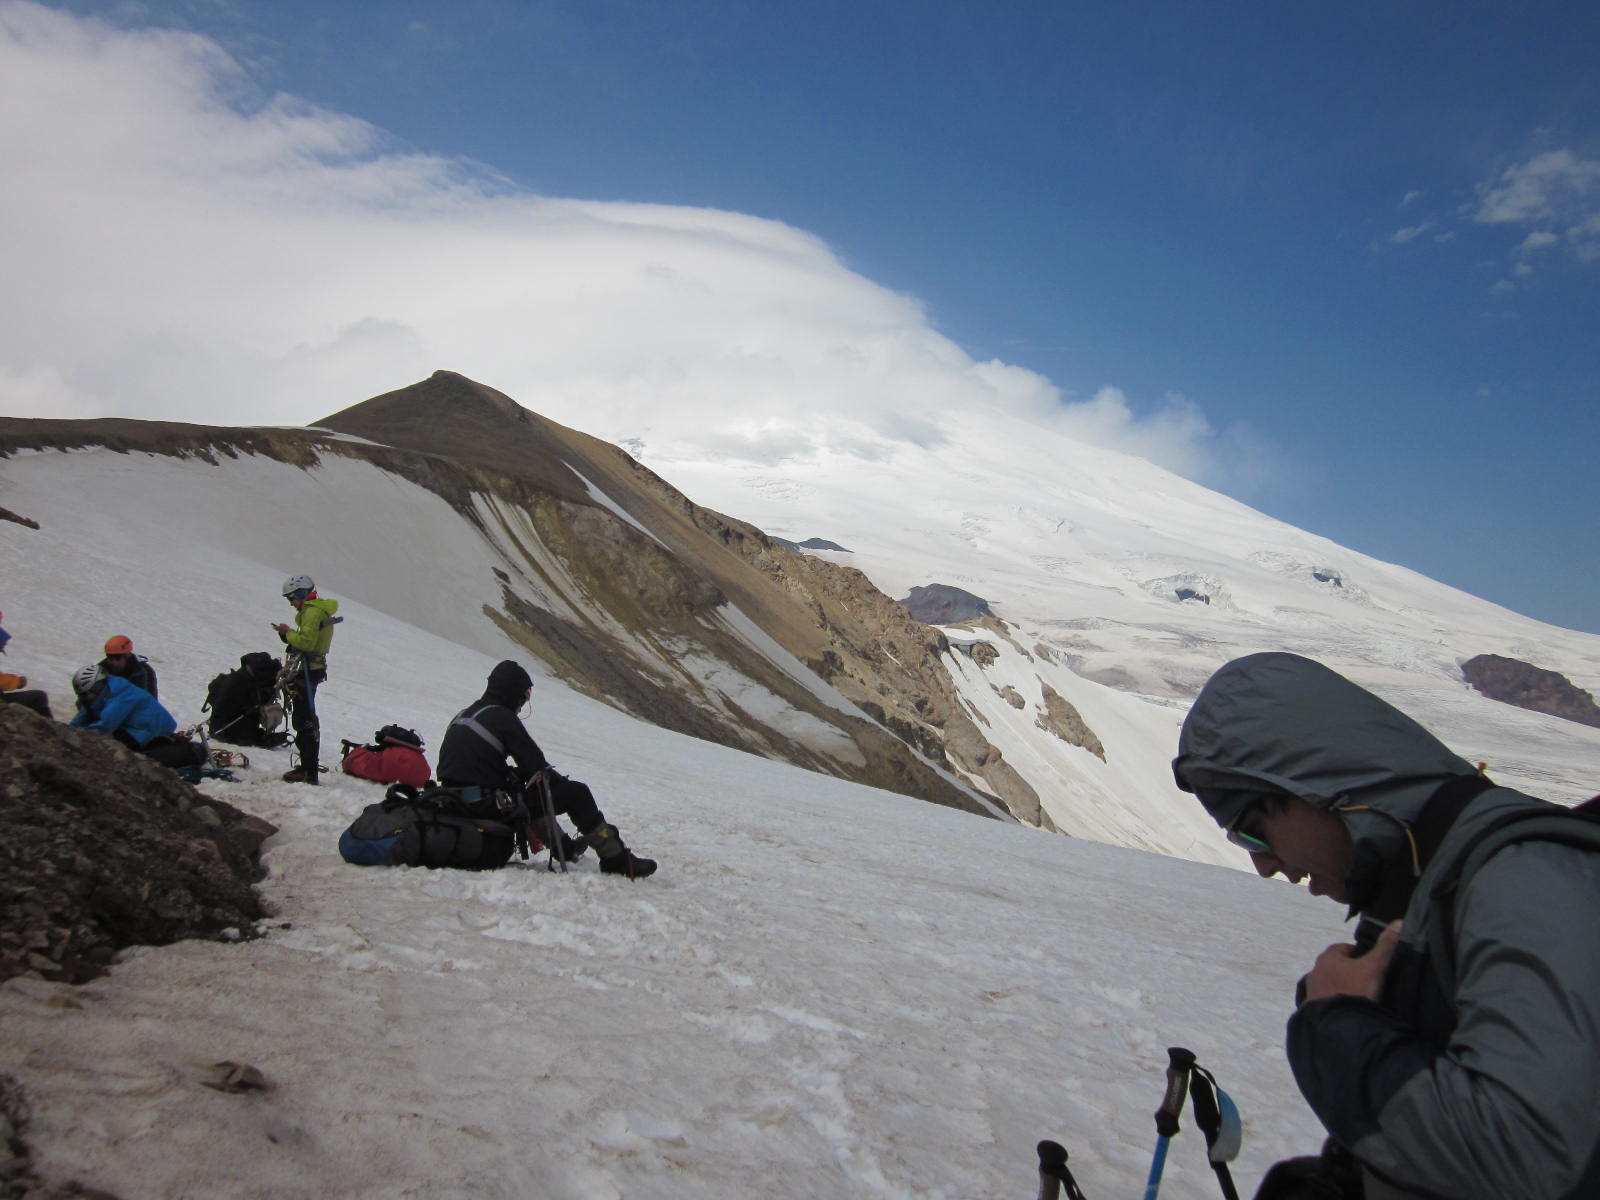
left=1462, top=654, right=1600, bottom=729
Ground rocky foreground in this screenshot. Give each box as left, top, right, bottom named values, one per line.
left=0, top=705, right=278, bottom=1199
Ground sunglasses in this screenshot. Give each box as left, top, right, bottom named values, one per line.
left=1225, top=804, right=1273, bottom=857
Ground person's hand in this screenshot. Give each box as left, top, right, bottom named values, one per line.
left=272, top=622, right=289, bottom=634
left=1304, top=919, right=1403, bottom=1002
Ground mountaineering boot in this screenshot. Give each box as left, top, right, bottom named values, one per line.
left=586, top=823, right=657, bottom=880
left=282, top=763, right=320, bottom=785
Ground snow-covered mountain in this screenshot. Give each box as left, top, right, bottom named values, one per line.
left=4, top=371, right=1598, bottom=874
left=3, top=374, right=1598, bottom=1197
left=636, top=396, right=1600, bottom=835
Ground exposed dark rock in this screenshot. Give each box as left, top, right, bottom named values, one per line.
left=771, top=536, right=851, bottom=553
left=900, top=584, right=994, bottom=624
left=0, top=705, right=275, bottom=987
left=1174, top=588, right=1210, bottom=605
left=0, top=506, right=39, bottom=530
left=1462, top=654, right=1600, bottom=729
left=996, top=685, right=1026, bottom=710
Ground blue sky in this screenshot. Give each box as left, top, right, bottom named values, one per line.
left=13, top=0, right=1600, bottom=633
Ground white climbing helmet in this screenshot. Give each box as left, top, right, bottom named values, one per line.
left=72, top=663, right=106, bottom=696
left=282, top=574, right=315, bottom=598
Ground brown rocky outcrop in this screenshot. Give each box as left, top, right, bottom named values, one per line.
left=313, top=372, right=1042, bottom=823
left=0, top=372, right=1050, bottom=826
left=1462, top=654, right=1600, bottom=729
left=1034, top=683, right=1107, bottom=761
left=0, top=705, right=274, bottom=987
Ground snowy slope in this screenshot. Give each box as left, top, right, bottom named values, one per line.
left=0, top=438, right=1359, bottom=1199
left=639, top=402, right=1600, bottom=830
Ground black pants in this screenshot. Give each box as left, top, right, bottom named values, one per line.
left=142, top=735, right=208, bottom=770
left=112, top=730, right=206, bottom=770
left=286, top=663, right=325, bottom=767
left=530, top=772, right=606, bottom=836
left=0, top=690, right=53, bottom=720
left=440, top=771, right=606, bottom=838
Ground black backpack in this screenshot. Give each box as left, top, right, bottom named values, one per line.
left=338, top=783, right=531, bottom=871
left=373, top=724, right=424, bottom=750
left=204, top=652, right=291, bottom=748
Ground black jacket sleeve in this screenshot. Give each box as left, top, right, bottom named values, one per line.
left=479, top=705, right=549, bottom=780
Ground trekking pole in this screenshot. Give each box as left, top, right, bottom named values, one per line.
left=1187, top=1065, right=1242, bottom=1200
left=535, top=770, right=568, bottom=873
left=1036, top=1140, right=1088, bottom=1200
left=1144, top=1047, right=1195, bottom=1200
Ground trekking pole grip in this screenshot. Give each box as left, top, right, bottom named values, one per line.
left=1155, top=1047, right=1196, bottom=1138
left=1036, top=1140, right=1066, bottom=1200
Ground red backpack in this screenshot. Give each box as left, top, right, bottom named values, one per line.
left=341, top=725, right=431, bottom=788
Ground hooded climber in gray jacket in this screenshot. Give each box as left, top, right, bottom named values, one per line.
left=1172, top=652, right=1600, bottom=1200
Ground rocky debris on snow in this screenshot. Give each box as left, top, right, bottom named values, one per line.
left=1034, top=683, right=1107, bottom=761
left=1461, top=654, right=1600, bottom=729
left=1, top=1073, right=122, bottom=1199
left=898, top=584, right=994, bottom=625
left=0, top=706, right=276, bottom=987
left=200, top=1061, right=273, bottom=1095
left=952, top=640, right=1001, bottom=667
left=996, top=685, right=1026, bottom=710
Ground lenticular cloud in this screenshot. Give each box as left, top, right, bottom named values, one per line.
left=0, top=0, right=1225, bottom=481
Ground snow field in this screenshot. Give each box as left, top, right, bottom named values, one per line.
left=0, top=443, right=1354, bottom=1197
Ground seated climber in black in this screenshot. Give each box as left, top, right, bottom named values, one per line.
left=437, top=660, right=657, bottom=879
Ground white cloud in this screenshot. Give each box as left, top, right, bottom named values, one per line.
left=1567, top=212, right=1600, bottom=263
left=1474, top=149, right=1600, bottom=226
left=1389, top=222, right=1433, bottom=245
left=0, top=1, right=1235, bottom=485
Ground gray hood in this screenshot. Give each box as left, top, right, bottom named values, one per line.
left=1172, top=652, right=1478, bottom=910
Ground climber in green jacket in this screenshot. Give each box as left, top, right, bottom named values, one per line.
left=272, top=574, right=340, bottom=784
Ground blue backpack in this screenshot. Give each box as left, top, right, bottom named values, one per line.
left=338, top=784, right=528, bottom=870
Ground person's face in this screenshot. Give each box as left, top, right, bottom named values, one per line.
left=1236, top=795, right=1354, bottom=901
left=107, top=652, right=131, bottom=668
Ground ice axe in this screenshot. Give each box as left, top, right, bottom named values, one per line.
left=533, top=769, right=568, bottom=873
